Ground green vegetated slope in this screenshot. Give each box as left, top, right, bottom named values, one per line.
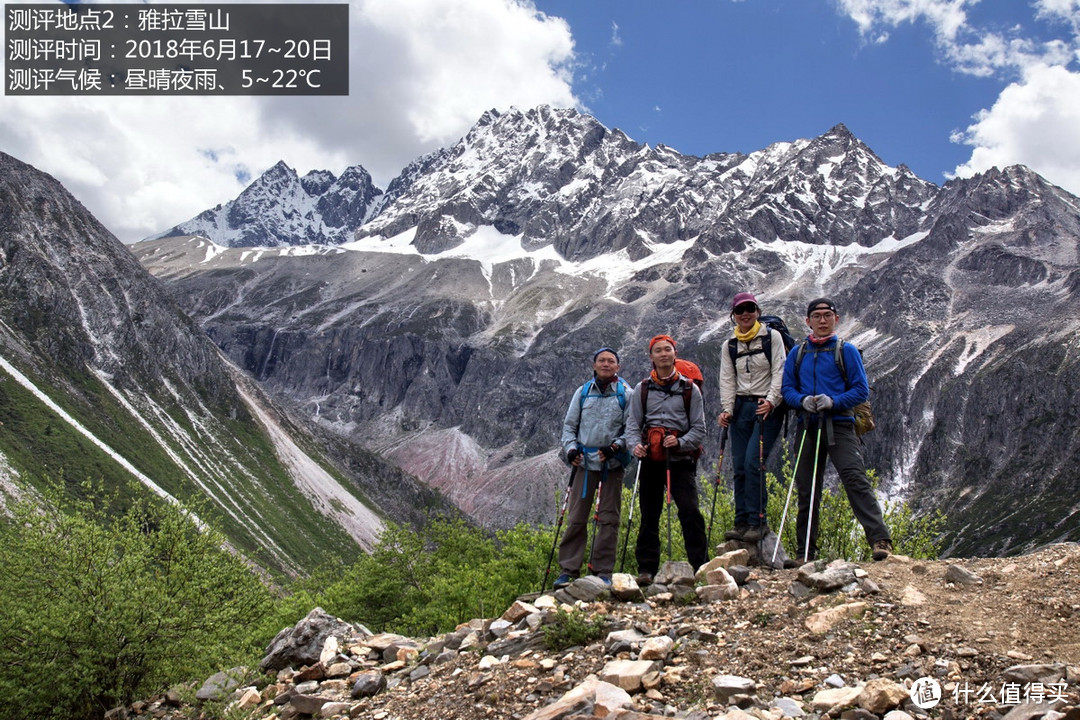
left=0, top=350, right=368, bottom=577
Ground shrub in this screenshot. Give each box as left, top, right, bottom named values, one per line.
left=313, top=516, right=550, bottom=637
left=542, top=608, right=607, bottom=651
left=0, top=480, right=273, bottom=720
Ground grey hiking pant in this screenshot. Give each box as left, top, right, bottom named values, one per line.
left=558, top=465, right=623, bottom=577
left=794, top=420, right=890, bottom=560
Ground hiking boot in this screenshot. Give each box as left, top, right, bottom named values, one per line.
left=785, top=551, right=815, bottom=569
left=872, top=539, right=893, bottom=561
left=635, top=572, right=654, bottom=587
left=724, top=524, right=749, bottom=541
left=741, top=525, right=765, bottom=543
left=597, top=574, right=612, bottom=586
left=552, top=573, right=575, bottom=589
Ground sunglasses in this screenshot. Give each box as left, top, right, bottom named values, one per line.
left=733, top=304, right=758, bottom=314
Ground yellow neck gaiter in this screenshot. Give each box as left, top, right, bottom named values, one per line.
left=734, top=321, right=761, bottom=344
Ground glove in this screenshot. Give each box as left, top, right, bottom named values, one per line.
left=567, top=448, right=582, bottom=464
left=801, top=395, right=818, bottom=413
left=598, top=444, right=619, bottom=462
left=815, top=395, right=834, bottom=411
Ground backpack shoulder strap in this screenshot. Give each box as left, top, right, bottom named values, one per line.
left=793, top=339, right=809, bottom=387
left=681, top=378, right=692, bottom=419
left=835, top=340, right=848, bottom=387
left=616, top=378, right=628, bottom=410
left=761, top=327, right=773, bottom=365
left=727, top=337, right=738, bottom=366
left=582, top=378, right=630, bottom=411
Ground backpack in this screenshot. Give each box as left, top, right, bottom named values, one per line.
left=792, top=339, right=876, bottom=436
left=726, top=315, right=797, bottom=367
left=640, top=362, right=704, bottom=460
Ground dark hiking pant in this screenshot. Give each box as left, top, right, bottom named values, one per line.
left=635, top=458, right=708, bottom=575
left=729, top=397, right=784, bottom=528
left=794, top=420, right=890, bottom=561
left=558, top=465, right=623, bottom=577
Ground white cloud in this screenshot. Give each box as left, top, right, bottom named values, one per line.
left=836, top=0, right=975, bottom=43
left=951, top=63, right=1080, bottom=195
left=835, top=0, right=1072, bottom=75
left=610, top=21, right=623, bottom=47
left=0, top=0, right=578, bottom=242
left=836, top=0, right=1080, bottom=196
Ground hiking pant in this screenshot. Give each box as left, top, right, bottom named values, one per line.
left=794, top=420, right=890, bottom=560
left=729, top=397, right=783, bottom=528
left=635, top=457, right=708, bottom=575
left=558, top=465, right=623, bottom=577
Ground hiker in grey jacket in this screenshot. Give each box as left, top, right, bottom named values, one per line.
left=625, top=335, right=709, bottom=585
left=552, top=348, right=630, bottom=588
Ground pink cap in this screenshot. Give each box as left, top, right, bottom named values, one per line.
left=731, top=292, right=759, bottom=311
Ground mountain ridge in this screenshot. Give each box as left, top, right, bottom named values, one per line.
left=0, top=150, right=457, bottom=577
left=132, top=106, right=1080, bottom=556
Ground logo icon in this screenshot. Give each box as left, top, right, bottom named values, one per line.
left=910, top=677, right=942, bottom=709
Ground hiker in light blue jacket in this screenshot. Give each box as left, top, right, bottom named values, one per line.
left=553, top=348, right=630, bottom=588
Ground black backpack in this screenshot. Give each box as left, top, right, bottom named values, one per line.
left=726, top=315, right=797, bottom=368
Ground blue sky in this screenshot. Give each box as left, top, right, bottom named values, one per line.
left=535, top=0, right=1000, bottom=182
left=1, top=0, right=1078, bottom=242
left=535, top=0, right=1078, bottom=188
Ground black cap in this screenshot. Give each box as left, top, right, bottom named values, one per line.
left=807, top=297, right=837, bottom=316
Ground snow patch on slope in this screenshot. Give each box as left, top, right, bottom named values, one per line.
left=234, top=382, right=383, bottom=549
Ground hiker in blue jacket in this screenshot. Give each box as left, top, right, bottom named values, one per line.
left=781, top=298, right=892, bottom=565
left=626, top=335, right=709, bottom=585
left=553, top=348, right=630, bottom=588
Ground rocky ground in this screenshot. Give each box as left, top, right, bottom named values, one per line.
left=116, top=543, right=1080, bottom=720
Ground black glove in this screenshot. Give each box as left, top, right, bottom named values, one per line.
left=599, top=443, right=619, bottom=461
left=567, top=448, right=582, bottom=464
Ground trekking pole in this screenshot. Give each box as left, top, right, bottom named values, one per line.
left=803, top=423, right=824, bottom=563
left=757, top=414, right=767, bottom=559
left=665, top=436, right=673, bottom=561
left=541, top=466, right=577, bottom=591
left=618, top=459, right=642, bottom=573
left=772, top=426, right=808, bottom=564
left=705, top=425, right=729, bottom=551
left=586, top=462, right=607, bottom=574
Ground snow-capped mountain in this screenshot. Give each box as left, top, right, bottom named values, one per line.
left=135, top=106, right=1080, bottom=556
left=152, top=161, right=382, bottom=247
left=0, top=151, right=453, bottom=577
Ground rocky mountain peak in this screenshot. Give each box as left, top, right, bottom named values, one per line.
left=151, top=160, right=382, bottom=248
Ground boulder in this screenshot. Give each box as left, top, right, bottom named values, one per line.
left=260, top=608, right=357, bottom=672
